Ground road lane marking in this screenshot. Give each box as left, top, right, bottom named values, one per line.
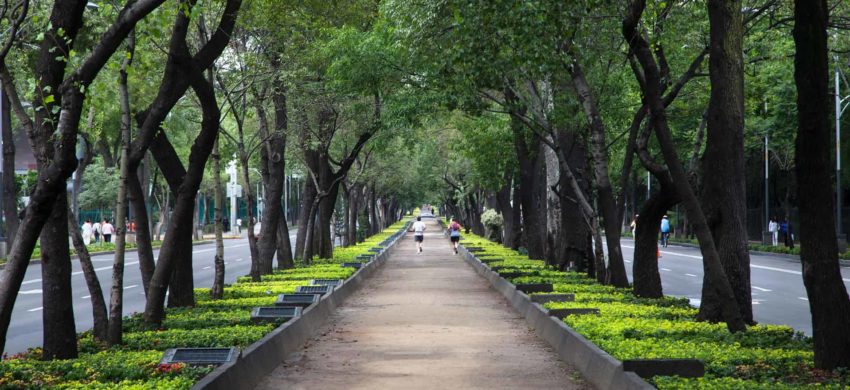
left=684, top=273, right=697, bottom=277
left=203, top=266, right=211, bottom=270
left=623, top=244, right=850, bottom=282
left=82, top=295, right=91, bottom=299
left=798, top=297, right=809, bottom=301
left=123, top=284, right=138, bottom=290
left=624, top=259, right=632, bottom=263
left=234, top=258, right=243, bottom=262
left=752, top=286, right=772, bottom=292
left=27, top=307, right=43, bottom=312
left=21, top=278, right=42, bottom=285
left=661, top=268, right=671, bottom=272
left=193, top=244, right=248, bottom=254
left=20, top=289, right=42, bottom=295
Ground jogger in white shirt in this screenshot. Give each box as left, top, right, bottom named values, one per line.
left=411, top=217, right=426, bottom=253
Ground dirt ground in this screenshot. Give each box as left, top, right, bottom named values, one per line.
left=255, top=219, right=590, bottom=389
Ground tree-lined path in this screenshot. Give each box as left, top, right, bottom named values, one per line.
left=256, top=217, right=587, bottom=389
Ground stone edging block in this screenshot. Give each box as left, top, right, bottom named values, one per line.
left=459, top=245, right=654, bottom=390
left=192, top=229, right=406, bottom=390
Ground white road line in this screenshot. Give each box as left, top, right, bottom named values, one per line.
left=82, top=295, right=91, bottom=299
left=624, top=259, right=632, bottom=263
left=21, top=278, right=42, bottom=286
left=234, top=258, right=243, bottom=262
left=203, top=266, right=211, bottom=270
left=661, top=268, right=672, bottom=272
left=623, top=244, right=850, bottom=282
left=798, top=297, right=809, bottom=301
left=19, top=289, right=42, bottom=295
left=752, top=286, right=772, bottom=292
left=123, top=284, right=138, bottom=290
left=27, top=306, right=43, bottom=312
left=684, top=273, right=697, bottom=277
left=193, top=244, right=248, bottom=254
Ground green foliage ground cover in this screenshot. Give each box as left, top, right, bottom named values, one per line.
left=0, top=220, right=410, bottom=389
left=460, top=235, right=849, bottom=389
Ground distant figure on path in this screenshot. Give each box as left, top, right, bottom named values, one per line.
left=236, top=217, right=243, bottom=235
left=101, top=219, right=115, bottom=243
left=660, top=215, right=671, bottom=248
left=783, top=219, right=795, bottom=249
left=779, top=219, right=788, bottom=247
left=769, top=216, right=779, bottom=246
left=449, top=218, right=462, bottom=255
left=93, top=220, right=102, bottom=243
left=410, top=216, right=426, bottom=253
left=81, top=220, right=93, bottom=245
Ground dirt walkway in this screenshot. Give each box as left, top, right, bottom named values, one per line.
left=255, top=218, right=589, bottom=389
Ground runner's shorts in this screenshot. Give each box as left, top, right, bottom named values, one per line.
left=414, top=235, right=424, bottom=242
left=450, top=236, right=460, bottom=242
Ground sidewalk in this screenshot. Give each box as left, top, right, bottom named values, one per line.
left=255, top=218, right=588, bottom=389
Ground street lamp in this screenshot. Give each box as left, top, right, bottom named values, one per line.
left=835, top=54, right=850, bottom=250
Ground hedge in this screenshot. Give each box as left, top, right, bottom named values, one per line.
left=0, top=220, right=409, bottom=389
left=459, top=234, right=849, bottom=389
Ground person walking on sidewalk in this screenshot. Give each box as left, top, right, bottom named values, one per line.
left=93, top=220, right=102, bottom=243
left=769, top=216, right=779, bottom=246
left=449, top=218, right=463, bottom=254
left=410, top=216, right=426, bottom=253
left=81, top=220, right=93, bottom=245
left=101, top=219, right=115, bottom=243
left=660, top=215, right=671, bottom=248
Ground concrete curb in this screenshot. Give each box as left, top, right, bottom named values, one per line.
left=192, top=226, right=407, bottom=390
left=458, top=245, right=654, bottom=390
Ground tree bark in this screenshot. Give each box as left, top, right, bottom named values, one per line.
left=792, top=0, right=850, bottom=369
left=294, top=176, right=317, bottom=260
left=1, top=88, right=16, bottom=248
left=696, top=0, right=753, bottom=325
left=623, top=0, right=745, bottom=332
left=107, top=30, right=135, bottom=345
left=67, top=210, right=107, bottom=341
left=128, top=173, right=154, bottom=296
left=569, top=62, right=629, bottom=287
left=210, top=138, right=225, bottom=299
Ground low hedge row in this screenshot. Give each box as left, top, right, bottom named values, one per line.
left=0, top=220, right=409, bottom=389
left=460, top=235, right=848, bottom=389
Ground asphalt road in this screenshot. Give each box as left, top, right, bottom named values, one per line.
left=6, top=233, right=296, bottom=355
left=619, top=238, right=850, bottom=335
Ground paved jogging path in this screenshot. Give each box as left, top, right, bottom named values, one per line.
left=255, top=218, right=589, bottom=389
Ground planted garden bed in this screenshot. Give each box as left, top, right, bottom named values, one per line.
left=458, top=238, right=847, bottom=389
left=0, top=220, right=410, bottom=389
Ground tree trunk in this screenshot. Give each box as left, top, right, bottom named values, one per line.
left=67, top=210, right=107, bottom=341
left=40, top=194, right=77, bottom=360
left=128, top=173, right=154, bottom=296
left=792, top=0, right=850, bottom=369
left=1, top=89, right=16, bottom=248
left=696, top=0, right=753, bottom=325
left=570, top=62, right=629, bottom=287
left=507, top=99, right=546, bottom=259
left=555, top=130, right=594, bottom=272
left=210, top=138, right=225, bottom=299
left=240, top=154, right=259, bottom=280
left=623, top=0, right=746, bottom=332
left=544, top=141, right=562, bottom=263
left=633, top=185, right=678, bottom=298
left=294, top=172, right=317, bottom=260
left=256, top=87, right=290, bottom=273
left=108, top=31, right=135, bottom=345
left=495, top=171, right=516, bottom=248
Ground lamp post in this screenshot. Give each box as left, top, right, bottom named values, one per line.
left=763, top=101, right=771, bottom=245
left=835, top=54, right=850, bottom=250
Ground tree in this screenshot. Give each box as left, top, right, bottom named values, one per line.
left=792, top=0, right=850, bottom=369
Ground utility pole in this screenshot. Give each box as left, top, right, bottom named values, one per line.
left=764, top=101, right=770, bottom=245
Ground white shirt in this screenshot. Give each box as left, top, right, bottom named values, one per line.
left=412, top=221, right=426, bottom=235
left=101, top=223, right=115, bottom=235
left=768, top=221, right=778, bottom=233
left=81, top=223, right=93, bottom=236
left=93, top=222, right=101, bottom=234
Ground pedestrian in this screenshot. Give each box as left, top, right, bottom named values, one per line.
left=223, top=217, right=229, bottom=232
left=780, top=219, right=788, bottom=247
left=101, top=219, right=115, bottom=243
left=410, top=216, right=426, bottom=253
left=449, top=218, right=462, bottom=254
left=93, top=220, right=102, bottom=243
left=630, top=214, right=638, bottom=236
left=236, top=217, right=242, bottom=235
left=768, top=216, right=779, bottom=246
left=660, top=215, right=671, bottom=248
left=81, top=219, right=93, bottom=246
left=785, top=220, right=795, bottom=249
